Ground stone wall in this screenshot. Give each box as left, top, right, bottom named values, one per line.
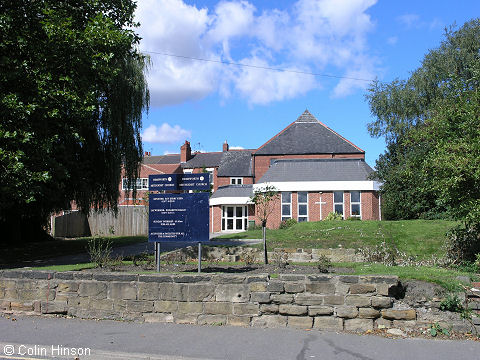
left=161, top=246, right=364, bottom=263
left=0, top=270, right=477, bottom=333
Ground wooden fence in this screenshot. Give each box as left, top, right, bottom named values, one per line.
left=53, top=206, right=148, bottom=238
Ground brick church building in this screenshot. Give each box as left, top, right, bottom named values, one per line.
left=120, top=110, right=381, bottom=233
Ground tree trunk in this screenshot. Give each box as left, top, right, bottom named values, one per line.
left=262, top=220, right=268, bottom=264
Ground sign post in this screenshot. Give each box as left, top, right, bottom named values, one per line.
left=148, top=174, right=210, bottom=273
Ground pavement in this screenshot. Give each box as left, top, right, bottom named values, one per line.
left=0, top=315, right=479, bottom=360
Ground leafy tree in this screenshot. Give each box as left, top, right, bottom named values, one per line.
left=250, top=184, right=279, bottom=264
left=366, top=19, right=480, bottom=220
left=0, top=0, right=149, bottom=243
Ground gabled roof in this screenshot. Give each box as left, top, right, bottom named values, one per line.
left=254, top=110, right=364, bottom=155
left=258, top=159, right=374, bottom=183
left=182, top=152, right=224, bottom=169
left=217, top=150, right=253, bottom=177
left=210, top=184, right=253, bottom=199
left=143, top=154, right=180, bottom=165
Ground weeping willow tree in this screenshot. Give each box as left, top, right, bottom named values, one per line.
left=0, top=0, right=150, bottom=243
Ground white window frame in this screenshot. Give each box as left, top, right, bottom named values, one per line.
left=205, top=167, right=215, bottom=185
left=281, top=192, right=292, bottom=222
left=183, top=169, right=193, bottom=174
left=221, top=205, right=248, bottom=231
left=333, top=191, right=344, bottom=219
left=230, top=177, right=243, bottom=185
left=297, top=192, right=308, bottom=222
left=122, top=178, right=148, bottom=191
left=350, top=191, right=361, bottom=219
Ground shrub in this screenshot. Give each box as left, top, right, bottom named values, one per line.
left=279, top=218, right=297, bottom=229
left=445, top=221, right=480, bottom=263
left=272, top=251, right=288, bottom=268
left=324, top=212, right=342, bottom=221
left=475, top=253, right=480, bottom=272
left=358, top=240, right=404, bottom=266
left=440, top=294, right=463, bottom=312
left=87, top=238, right=113, bottom=268
left=317, top=255, right=332, bottom=273
left=243, top=252, right=257, bottom=266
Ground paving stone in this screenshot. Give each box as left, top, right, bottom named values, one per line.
left=344, top=318, right=373, bottom=332
left=345, top=295, right=371, bottom=307
left=108, top=282, right=137, bottom=300
left=41, top=301, right=67, bottom=314
left=91, top=299, right=114, bottom=311
left=295, top=293, right=324, bottom=306
left=57, top=282, right=79, bottom=293
left=233, top=303, right=260, bottom=316
left=307, top=275, right=333, bottom=282
left=0, top=301, right=11, bottom=310
left=173, top=275, right=211, bottom=283
left=250, top=292, right=271, bottom=303
left=215, top=284, right=249, bottom=303
left=335, top=306, right=358, bottom=319
left=154, top=300, right=178, bottom=313
left=381, top=309, right=416, bottom=320
left=313, top=316, right=344, bottom=331
left=288, top=316, right=313, bottom=329
left=375, top=318, right=392, bottom=329
left=349, top=284, right=376, bottom=294
left=204, top=302, right=232, bottom=315
left=387, top=328, right=406, bottom=336
left=10, top=302, right=33, bottom=311
left=144, top=313, right=174, bottom=323
left=338, top=276, right=359, bottom=284
left=279, top=304, right=308, bottom=315
left=308, top=306, right=333, bottom=316
left=279, top=274, right=306, bottom=281
left=251, top=315, right=287, bottom=328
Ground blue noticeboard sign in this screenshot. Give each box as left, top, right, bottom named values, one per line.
left=148, top=193, right=209, bottom=242
left=149, top=174, right=210, bottom=191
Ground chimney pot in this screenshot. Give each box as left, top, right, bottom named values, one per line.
left=223, top=140, right=229, bottom=152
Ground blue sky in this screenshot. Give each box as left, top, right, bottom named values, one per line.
left=135, top=0, right=480, bottom=167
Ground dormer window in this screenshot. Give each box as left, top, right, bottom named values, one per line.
left=230, top=177, right=243, bottom=185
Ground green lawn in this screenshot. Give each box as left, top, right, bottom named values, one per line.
left=0, top=235, right=147, bottom=266
left=218, top=220, right=457, bottom=258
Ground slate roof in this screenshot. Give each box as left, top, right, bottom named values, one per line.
left=210, top=184, right=253, bottom=199
left=182, top=152, right=224, bottom=169
left=254, top=110, right=364, bottom=155
left=258, top=159, right=374, bottom=183
left=143, top=154, right=180, bottom=165
left=217, top=150, right=253, bottom=177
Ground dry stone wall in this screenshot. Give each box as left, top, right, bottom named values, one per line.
left=1, top=270, right=478, bottom=333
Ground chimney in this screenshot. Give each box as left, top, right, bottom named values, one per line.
left=223, top=140, right=229, bottom=152
left=180, top=140, right=192, bottom=163
left=144, top=151, right=151, bottom=157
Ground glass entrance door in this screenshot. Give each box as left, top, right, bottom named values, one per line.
left=222, top=206, right=248, bottom=231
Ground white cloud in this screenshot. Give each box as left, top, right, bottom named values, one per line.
left=387, top=36, right=398, bottom=45
left=142, top=123, right=191, bottom=143
left=397, top=14, right=421, bottom=29
left=229, top=146, right=245, bottom=150
left=136, top=0, right=378, bottom=106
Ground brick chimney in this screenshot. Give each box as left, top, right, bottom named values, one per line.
left=180, top=140, right=192, bottom=163
left=223, top=140, right=229, bottom=152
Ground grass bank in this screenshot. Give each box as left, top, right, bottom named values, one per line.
left=217, top=220, right=457, bottom=258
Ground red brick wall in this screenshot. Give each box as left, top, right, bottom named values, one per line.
left=253, top=153, right=365, bottom=181
left=215, top=176, right=254, bottom=190
left=361, top=191, right=380, bottom=220
left=210, top=205, right=222, bottom=233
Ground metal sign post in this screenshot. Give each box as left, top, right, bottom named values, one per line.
left=198, top=242, right=202, bottom=273
left=156, top=242, right=161, bottom=272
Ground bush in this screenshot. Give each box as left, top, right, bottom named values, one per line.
left=324, top=212, right=342, bottom=221
left=87, top=238, right=112, bottom=268
left=317, top=255, right=332, bottom=273
left=445, top=221, right=480, bottom=263
left=440, top=294, right=463, bottom=312
left=279, top=218, right=297, bottom=229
